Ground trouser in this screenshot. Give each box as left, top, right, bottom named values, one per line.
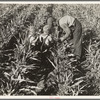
left=69, top=18, right=82, bottom=59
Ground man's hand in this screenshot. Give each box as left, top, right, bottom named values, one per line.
left=60, top=37, right=64, bottom=42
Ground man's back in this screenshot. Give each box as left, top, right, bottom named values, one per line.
left=59, top=15, right=75, bottom=27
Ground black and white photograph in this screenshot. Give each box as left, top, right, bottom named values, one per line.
left=0, top=2, right=100, bottom=97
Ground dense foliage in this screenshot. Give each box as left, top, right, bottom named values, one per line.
left=0, top=4, right=100, bottom=95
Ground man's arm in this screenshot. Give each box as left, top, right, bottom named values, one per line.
left=60, top=24, right=71, bottom=42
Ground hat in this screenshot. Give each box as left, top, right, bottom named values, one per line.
left=43, top=25, right=50, bottom=32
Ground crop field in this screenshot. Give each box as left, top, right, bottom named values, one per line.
left=0, top=4, right=100, bottom=96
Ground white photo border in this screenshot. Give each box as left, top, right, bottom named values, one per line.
left=0, top=1, right=100, bottom=99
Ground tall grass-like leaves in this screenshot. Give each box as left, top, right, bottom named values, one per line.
left=1, top=4, right=100, bottom=96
